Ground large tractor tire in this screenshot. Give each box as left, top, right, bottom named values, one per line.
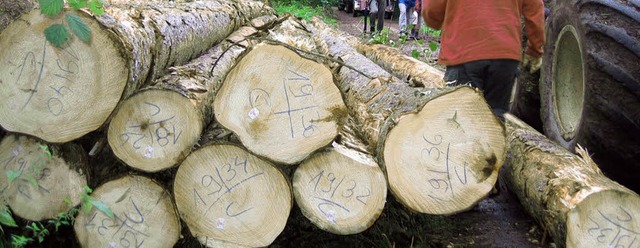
left=540, top=0, right=640, bottom=191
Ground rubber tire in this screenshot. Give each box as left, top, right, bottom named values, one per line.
left=540, top=0, right=640, bottom=190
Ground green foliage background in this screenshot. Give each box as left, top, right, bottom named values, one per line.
left=272, top=0, right=338, bottom=24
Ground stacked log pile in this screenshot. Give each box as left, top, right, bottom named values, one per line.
left=1, top=2, right=637, bottom=247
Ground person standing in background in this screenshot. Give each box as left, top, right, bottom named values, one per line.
left=367, top=0, right=384, bottom=34
left=398, top=0, right=416, bottom=35
left=411, top=0, right=421, bottom=38
left=421, top=0, right=545, bottom=120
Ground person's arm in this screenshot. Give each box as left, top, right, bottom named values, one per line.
left=421, top=0, right=446, bottom=30
left=523, top=0, right=545, bottom=57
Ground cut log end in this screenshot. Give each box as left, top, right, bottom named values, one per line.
left=293, top=147, right=386, bottom=235
left=0, top=134, right=87, bottom=221
left=108, top=90, right=203, bottom=172
left=214, top=43, right=346, bottom=165
left=173, top=144, right=292, bottom=247
left=566, top=190, right=640, bottom=247
left=383, top=87, right=505, bottom=214
left=73, top=175, right=181, bottom=248
left=0, top=10, right=127, bottom=143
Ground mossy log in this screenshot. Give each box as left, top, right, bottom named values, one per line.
left=73, top=175, right=181, bottom=248
left=0, top=133, right=87, bottom=221
left=0, top=0, right=270, bottom=143
left=306, top=18, right=506, bottom=215
left=503, top=113, right=640, bottom=247
left=173, top=144, right=292, bottom=247
left=107, top=24, right=262, bottom=172
left=292, top=144, right=386, bottom=235
left=213, top=20, right=347, bottom=165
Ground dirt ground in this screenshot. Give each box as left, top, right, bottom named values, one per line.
left=269, top=8, right=548, bottom=248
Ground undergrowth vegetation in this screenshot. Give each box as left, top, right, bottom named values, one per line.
left=272, top=0, right=338, bottom=25
left=0, top=145, right=112, bottom=248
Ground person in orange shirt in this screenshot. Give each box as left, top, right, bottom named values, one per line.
left=422, top=0, right=545, bottom=120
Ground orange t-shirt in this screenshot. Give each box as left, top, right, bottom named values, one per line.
left=422, top=0, right=545, bottom=66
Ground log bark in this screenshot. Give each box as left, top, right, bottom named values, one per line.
left=0, top=0, right=35, bottom=32
left=107, top=23, right=263, bottom=172
left=312, top=20, right=444, bottom=88
left=213, top=24, right=347, bottom=164
left=73, top=175, right=181, bottom=248
left=355, top=43, right=445, bottom=88
left=503, top=113, right=640, bottom=247
left=0, top=133, right=88, bottom=221
left=306, top=18, right=506, bottom=215
left=0, top=0, right=271, bottom=143
left=173, top=144, right=292, bottom=247
left=292, top=144, right=386, bottom=235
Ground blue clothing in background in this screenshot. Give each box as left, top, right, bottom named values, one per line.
left=398, top=0, right=415, bottom=7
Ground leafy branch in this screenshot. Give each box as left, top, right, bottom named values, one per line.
left=1, top=185, right=113, bottom=247
left=39, top=0, right=105, bottom=47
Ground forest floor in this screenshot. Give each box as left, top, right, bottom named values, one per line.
left=268, top=8, right=549, bottom=248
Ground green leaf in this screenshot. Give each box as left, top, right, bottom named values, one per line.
left=83, top=185, right=92, bottom=194
left=82, top=201, right=93, bottom=213
left=39, top=0, right=64, bottom=17
left=91, top=200, right=114, bottom=218
left=38, top=145, right=52, bottom=159
left=68, top=0, right=88, bottom=10
left=411, top=50, right=420, bottom=59
left=30, top=222, right=40, bottom=231
left=25, top=174, right=38, bottom=187
left=66, top=13, right=91, bottom=43
left=417, top=40, right=424, bottom=45
left=0, top=207, right=18, bottom=227
left=6, top=170, right=20, bottom=183
left=88, top=0, right=105, bottom=16
left=11, top=234, right=33, bottom=247
left=44, top=24, right=71, bottom=48
left=64, top=197, right=73, bottom=206
left=429, top=42, right=439, bottom=51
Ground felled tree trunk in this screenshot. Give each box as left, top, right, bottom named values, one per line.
left=355, top=43, right=445, bottom=88
left=503, top=113, right=640, bottom=247
left=312, top=20, right=444, bottom=88
left=213, top=19, right=347, bottom=165
left=107, top=23, right=263, bottom=172
left=173, top=144, right=292, bottom=247
left=73, top=175, right=181, bottom=248
left=0, top=134, right=87, bottom=221
left=0, top=0, right=270, bottom=143
left=306, top=18, right=506, bottom=215
left=292, top=144, right=387, bottom=235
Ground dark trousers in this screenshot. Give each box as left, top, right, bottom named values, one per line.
left=369, top=0, right=386, bottom=32
left=444, top=59, right=519, bottom=119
